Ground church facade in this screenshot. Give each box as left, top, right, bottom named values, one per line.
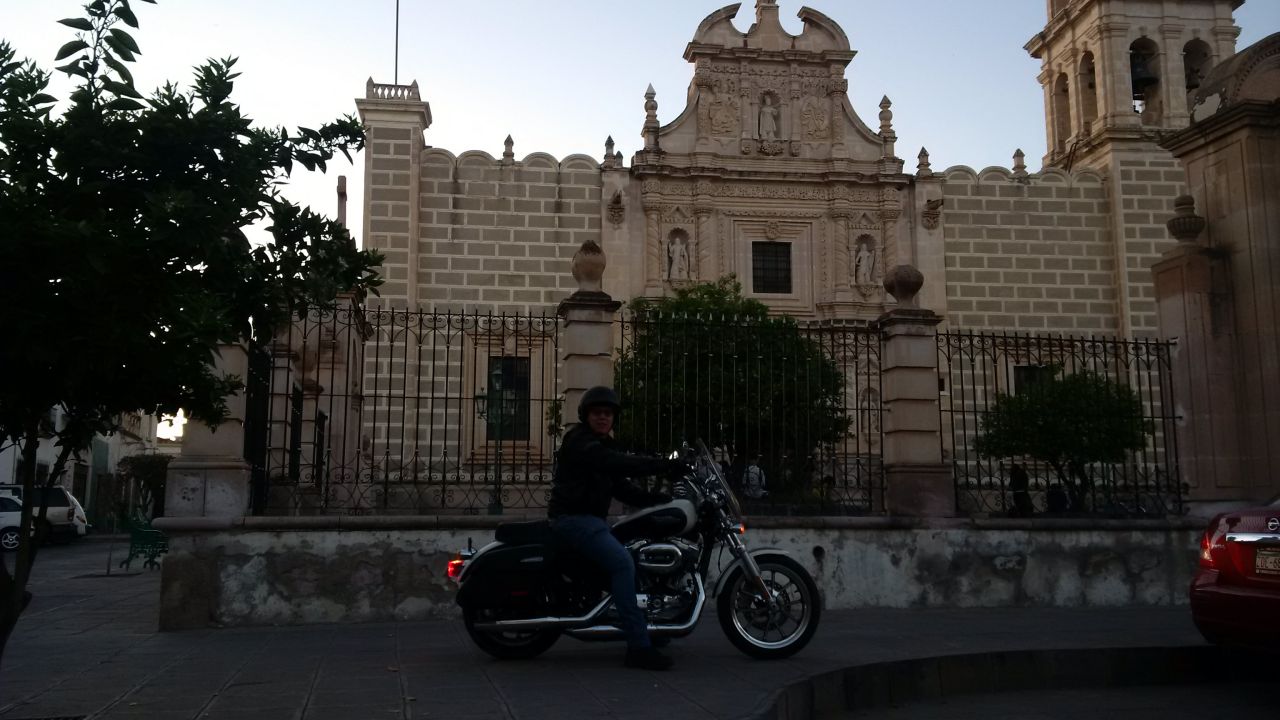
left=356, top=0, right=1245, bottom=339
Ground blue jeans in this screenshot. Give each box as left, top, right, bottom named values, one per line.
left=550, top=514, right=649, bottom=649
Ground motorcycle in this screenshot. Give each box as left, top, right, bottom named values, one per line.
left=448, top=439, right=821, bottom=660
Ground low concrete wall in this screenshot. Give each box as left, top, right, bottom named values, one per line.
left=153, top=515, right=1202, bottom=631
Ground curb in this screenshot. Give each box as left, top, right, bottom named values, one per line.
left=747, top=644, right=1276, bottom=720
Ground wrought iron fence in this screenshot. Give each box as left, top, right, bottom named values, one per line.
left=616, top=313, right=884, bottom=515
left=245, top=304, right=562, bottom=515
left=937, top=331, right=1181, bottom=517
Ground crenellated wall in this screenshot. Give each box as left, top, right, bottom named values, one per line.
left=940, top=165, right=1119, bottom=333
left=397, top=149, right=602, bottom=312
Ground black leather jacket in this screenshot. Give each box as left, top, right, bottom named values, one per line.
left=547, top=425, right=672, bottom=519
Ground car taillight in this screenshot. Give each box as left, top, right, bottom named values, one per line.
left=66, top=508, right=75, bottom=522
left=447, top=556, right=465, bottom=580
left=1199, top=518, right=1227, bottom=569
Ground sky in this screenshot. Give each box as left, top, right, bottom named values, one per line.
left=4, top=0, right=1279, bottom=254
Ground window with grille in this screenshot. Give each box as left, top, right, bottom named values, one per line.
left=486, top=357, right=531, bottom=442
left=752, top=241, right=792, bottom=294
left=1014, top=365, right=1054, bottom=396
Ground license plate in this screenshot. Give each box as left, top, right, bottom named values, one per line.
left=1256, top=548, right=1280, bottom=575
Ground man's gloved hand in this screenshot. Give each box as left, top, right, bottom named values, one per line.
left=665, top=458, right=689, bottom=479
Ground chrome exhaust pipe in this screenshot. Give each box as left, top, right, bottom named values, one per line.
left=471, top=595, right=614, bottom=631
left=564, top=576, right=706, bottom=640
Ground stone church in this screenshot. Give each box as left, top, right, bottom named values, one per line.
left=355, top=0, right=1247, bottom=339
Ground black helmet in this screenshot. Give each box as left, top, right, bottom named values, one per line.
left=578, top=386, right=621, bottom=423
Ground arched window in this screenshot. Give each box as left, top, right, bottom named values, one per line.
left=1130, top=38, right=1162, bottom=125
left=1078, top=52, right=1099, bottom=131
left=1053, top=73, right=1071, bottom=152
left=1183, top=39, right=1213, bottom=91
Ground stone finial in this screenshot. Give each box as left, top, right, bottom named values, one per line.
left=883, top=264, right=925, bottom=309
left=878, top=96, right=893, bottom=132
left=878, top=96, right=896, bottom=158
left=502, top=134, right=514, bottom=161
left=643, top=84, right=659, bottom=151
left=602, top=136, right=616, bottom=169
left=571, top=240, right=607, bottom=293
left=1167, top=195, right=1207, bottom=244
left=916, top=147, right=932, bottom=177
left=1012, top=148, right=1029, bottom=180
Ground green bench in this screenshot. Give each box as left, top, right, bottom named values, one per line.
left=119, top=515, right=168, bottom=570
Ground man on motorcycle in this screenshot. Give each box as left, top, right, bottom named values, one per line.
left=548, top=385, right=680, bottom=671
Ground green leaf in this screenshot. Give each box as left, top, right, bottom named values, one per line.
left=55, top=61, right=86, bottom=78
left=58, top=17, right=95, bottom=31
left=106, top=96, right=145, bottom=111
left=54, top=40, right=89, bottom=62
left=109, top=28, right=142, bottom=55
left=113, top=4, right=139, bottom=28
left=104, top=36, right=136, bottom=62
left=103, top=54, right=135, bottom=85
left=30, top=93, right=57, bottom=105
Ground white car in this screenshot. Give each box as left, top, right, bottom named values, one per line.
left=0, top=495, right=22, bottom=551
left=0, top=484, right=88, bottom=541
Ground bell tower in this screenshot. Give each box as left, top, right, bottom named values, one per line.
left=1025, top=0, right=1243, bottom=171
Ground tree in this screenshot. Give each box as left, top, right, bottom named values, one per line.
left=0, top=0, right=382, bottom=665
left=973, top=368, right=1152, bottom=512
left=614, top=277, right=850, bottom=499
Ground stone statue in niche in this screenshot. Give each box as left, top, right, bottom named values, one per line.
left=853, top=237, right=877, bottom=286
left=759, top=94, right=780, bottom=140
left=666, top=230, right=691, bottom=282
left=801, top=96, right=830, bottom=139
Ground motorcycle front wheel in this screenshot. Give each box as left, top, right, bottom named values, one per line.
left=717, top=553, right=821, bottom=659
left=463, top=607, right=561, bottom=660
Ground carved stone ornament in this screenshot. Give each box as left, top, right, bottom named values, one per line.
left=740, top=139, right=755, bottom=155
left=764, top=221, right=782, bottom=240
left=607, top=191, right=625, bottom=227
left=922, top=198, right=943, bottom=230
left=759, top=140, right=786, bottom=156
left=883, top=264, right=925, bottom=309
left=571, top=240, right=606, bottom=293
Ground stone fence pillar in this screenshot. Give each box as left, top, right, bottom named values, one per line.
left=1151, top=195, right=1242, bottom=513
left=163, top=343, right=252, bottom=519
left=557, top=241, right=622, bottom=429
left=878, top=266, right=954, bottom=517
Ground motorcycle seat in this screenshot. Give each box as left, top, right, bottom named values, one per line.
left=495, top=520, right=553, bottom=545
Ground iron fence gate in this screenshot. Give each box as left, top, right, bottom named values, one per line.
left=616, top=313, right=884, bottom=515
left=937, top=330, right=1181, bottom=517
left=245, top=304, right=562, bottom=515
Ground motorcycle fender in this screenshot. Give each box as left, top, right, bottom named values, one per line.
left=711, top=547, right=792, bottom=599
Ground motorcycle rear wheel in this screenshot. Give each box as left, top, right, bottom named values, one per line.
left=463, top=607, right=561, bottom=660
left=717, top=553, right=821, bottom=660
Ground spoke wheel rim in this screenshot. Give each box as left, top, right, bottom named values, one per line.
left=729, top=564, right=811, bottom=650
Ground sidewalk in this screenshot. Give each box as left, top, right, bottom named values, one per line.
left=0, top=543, right=1220, bottom=720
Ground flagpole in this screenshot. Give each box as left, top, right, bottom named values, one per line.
left=394, top=0, right=400, bottom=84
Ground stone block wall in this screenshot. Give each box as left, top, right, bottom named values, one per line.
left=940, top=166, right=1119, bottom=334
left=1109, top=151, right=1187, bottom=336
left=407, top=149, right=603, bottom=313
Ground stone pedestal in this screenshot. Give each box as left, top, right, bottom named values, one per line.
left=879, top=265, right=953, bottom=517
left=165, top=343, right=252, bottom=519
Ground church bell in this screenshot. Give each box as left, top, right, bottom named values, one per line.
left=1130, top=55, right=1160, bottom=98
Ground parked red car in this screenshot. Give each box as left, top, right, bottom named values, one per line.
left=1190, top=493, right=1280, bottom=647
